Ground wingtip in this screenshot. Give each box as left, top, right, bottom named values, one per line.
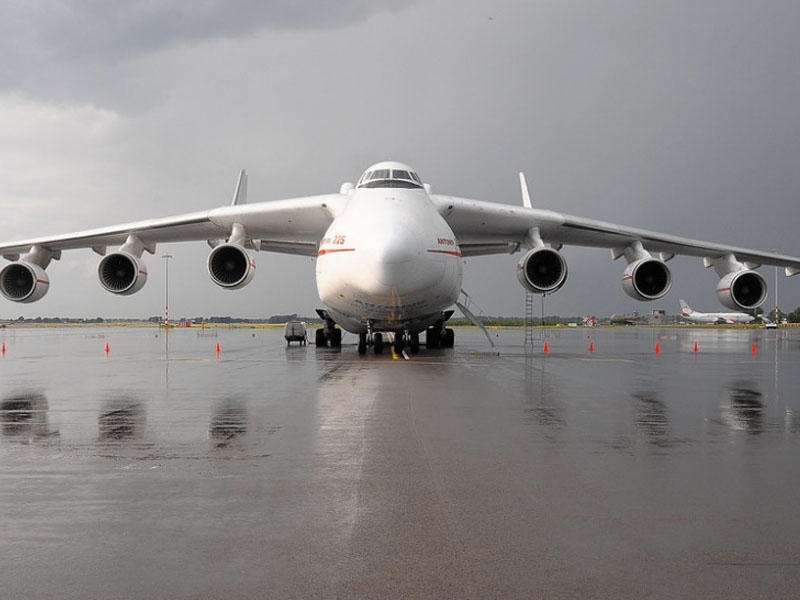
left=231, top=169, right=248, bottom=206
left=519, top=172, right=532, bottom=209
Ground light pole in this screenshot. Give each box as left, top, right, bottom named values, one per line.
left=772, top=249, right=779, bottom=323
left=162, top=253, right=173, bottom=327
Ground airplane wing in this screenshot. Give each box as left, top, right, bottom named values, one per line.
left=0, top=194, right=344, bottom=260
left=429, top=194, right=800, bottom=274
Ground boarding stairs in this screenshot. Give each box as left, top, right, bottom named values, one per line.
left=456, top=290, right=496, bottom=348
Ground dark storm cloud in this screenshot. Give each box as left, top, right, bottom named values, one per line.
left=0, top=0, right=411, bottom=90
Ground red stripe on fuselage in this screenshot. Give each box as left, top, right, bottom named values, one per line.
left=426, top=249, right=462, bottom=257
left=317, top=248, right=356, bottom=256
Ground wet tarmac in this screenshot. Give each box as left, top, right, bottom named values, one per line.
left=1, top=325, right=799, bottom=599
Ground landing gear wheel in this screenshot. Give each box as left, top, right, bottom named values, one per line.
left=315, top=328, right=326, bottom=347
left=358, top=332, right=367, bottom=355
left=442, top=328, right=455, bottom=348
left=426, top=326, right=441, bottom=349
left=394, top=331, right=404, bottom=354
left=374, top=332, right=383, bottom=354
left=330, top=328, right=342, bottom=348
left=410, top=332, right=420, bottom=354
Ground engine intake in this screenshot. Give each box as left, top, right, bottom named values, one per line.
left=716, top=270, right=766, bottom=310
left=98, top=252, right=148, bottom=295
left=0, top=261, right=50, bottom=303
left=516, top=248, right=568, bottom=294
left=207, top=244, right=255, bottom=289
left=622, top=257, right=671, bottom=301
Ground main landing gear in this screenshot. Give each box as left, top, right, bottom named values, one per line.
left=424, top=322, right=454, bottom=349
left=355, top=323, right=423, bottom=356
left=314, top=310, right=456, bottom=355
left=314, top=310, right=342, bottom=348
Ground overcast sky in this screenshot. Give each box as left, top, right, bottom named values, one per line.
left=1, top=0, right=799, bottom=320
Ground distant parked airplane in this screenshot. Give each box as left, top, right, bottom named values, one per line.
left=609, top=311, right=641, bottom=325
left=679, top=299, right=754, bottom=324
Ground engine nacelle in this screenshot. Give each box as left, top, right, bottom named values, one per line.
left=98, top=252, right=148, bottom=295
left=0, top=261, right=50, bottom=303
left=516, top=247, right=568, bottom=294
left=622, top=257, right=672, bottom=301
left=207, top=243, right=255, bottom=289
left=716, top=269, right=766, bottom=311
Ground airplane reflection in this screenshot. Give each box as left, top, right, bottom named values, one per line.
left=630, top=391, right=671, bottom=448
left=719, top=381, right=764, bottom=434
left=0, top=391, right=59, bottom=442
left=98, top=396, right=146, bottom=442
left=208, top=399, right=249, bottom=448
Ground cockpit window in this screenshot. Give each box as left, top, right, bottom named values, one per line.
left=356, top=168, right=423, bottom=189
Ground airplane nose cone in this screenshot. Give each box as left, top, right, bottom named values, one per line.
left=343, top=222, right=438, bottom=295
left=373, top=225, right=418, bottom=286
left=376, top=225, right=416, bottom=261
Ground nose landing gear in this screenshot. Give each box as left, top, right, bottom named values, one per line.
left=358, top=322, right=385, bottom=355
left=393, top=329, right=420, bottom=355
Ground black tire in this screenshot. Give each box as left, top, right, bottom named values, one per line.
left=374, top=332, right=383, bottom=354
left=315, top=328, right=326, bottom=347
left=358, top=332, right=367, bottom=355
left=331, top=328, right=342, bottom=348
left=410, top=332, right=420, bottom=354
left=426, top=327, right=440, bottom=349
left=394, top=332, right=404, bottom=354
left=443, top=328, right=455, bottom=348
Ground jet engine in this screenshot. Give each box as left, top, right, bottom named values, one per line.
left=0, top=261, right=50, bottom=303
left=516, top=247, right=568, bottom=294
left=716, top=269, right=766, bottom=311
left=207, top=243, right=255, bottom=289
left=98, top=252, right=148, bottom=295
left=621, top=257, right=672, bottom=301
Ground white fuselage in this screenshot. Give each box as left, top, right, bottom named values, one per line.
left=681, top=309, right=754, bottom=324
left=315, top=187, right=463, bottom=333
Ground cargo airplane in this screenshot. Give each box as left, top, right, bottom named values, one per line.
left=2, top=161, right=800, bottom=354
left=679, top=299, right=755, bottom=324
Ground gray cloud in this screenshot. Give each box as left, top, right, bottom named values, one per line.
left=1, top=0, right=800, bottom=321
left=0, top=1, right=412, bottom=96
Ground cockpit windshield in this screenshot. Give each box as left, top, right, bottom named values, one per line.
left=356, top=168, right=423, bottom=189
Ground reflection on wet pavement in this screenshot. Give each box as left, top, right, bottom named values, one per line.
left=98, top=396, right=145, bottom=442
left=208, top=398, right=249, bottom=447
left=1, top=392, right=58, bottom=442
left=1, top=326, right=800, bottom=599
left=720, top=381, right=764, bottom=434
left=631, top=390, right=671, bottom=447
